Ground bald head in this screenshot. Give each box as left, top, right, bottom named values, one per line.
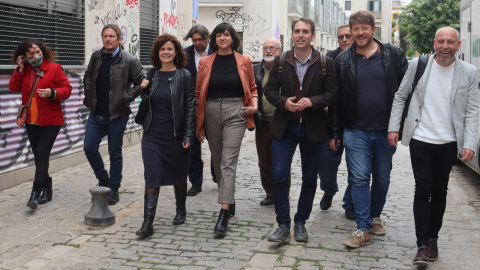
left=262, top=38, right=282, bottom=65
left=435, top=26, right=459, bottom=41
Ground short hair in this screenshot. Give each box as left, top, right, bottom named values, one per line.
left=435, top=26, right=460, bottom=40
left=184, top=24, right=210, bottom=41
left=150, top=34, right=187, bottom=69
left=209, top=22, right=242, bottom=52
left=101, top=24, right=125, bottom=50
left=349, top=11, right=375, bottom=29
left=11, top=39, right=56, bottom=65
left=337, top=24, right=350, bottom=34
left=291, top=17, right=315, bottom=34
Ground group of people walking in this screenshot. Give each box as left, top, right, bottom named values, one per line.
left=9, top=10, right=478, bottom=267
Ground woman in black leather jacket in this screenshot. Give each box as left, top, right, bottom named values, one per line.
left=136, top=34, right=195, bottom=237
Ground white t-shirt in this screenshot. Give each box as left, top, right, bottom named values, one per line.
left=194, top=45, right=209, bottom=69
left=412, top=59, right=456, bottom=144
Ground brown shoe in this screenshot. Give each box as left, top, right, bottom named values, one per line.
left=372, top=217, right=386, bottom=236
left=427, top=238, right=438, bottom=261
left=413, top=246, right=429, bottom=266
left=344, top=230, right=373, bottom=248
left=260, top=196, right=274, bottom=206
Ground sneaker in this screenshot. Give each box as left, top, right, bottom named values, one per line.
left=344, top=230, right=373, bottom=248
left=372, top=217, right=386, bottom=236
left=267, top=225, right=291, bottom=243
left=427, top=238, right=438, bottom=261
left=413, top=245, right=429, bottom=266
left=345, top=207, right=356, bottom=220
left=293, top=224, right=308, bottom=242
left=320, top=193, right=334, bottom=210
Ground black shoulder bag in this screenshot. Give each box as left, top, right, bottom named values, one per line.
left=134, top=69, right=155, bottom=125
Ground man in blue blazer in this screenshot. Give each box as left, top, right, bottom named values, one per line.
left=183, top=24, right=215, bottom=196
left=388, top=26, right=479, bottom=266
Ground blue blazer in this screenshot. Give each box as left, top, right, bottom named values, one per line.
left=184, top=45, right=214, bottom=86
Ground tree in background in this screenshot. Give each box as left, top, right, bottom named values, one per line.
left=399, top=0, right=460, bottom=57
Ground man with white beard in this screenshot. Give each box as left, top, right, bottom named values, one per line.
left=253, top=38, right=288, bottom=206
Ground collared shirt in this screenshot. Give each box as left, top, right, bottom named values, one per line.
left=103, top=46, right=120, bottom=58
left=294, top=48, right=312, bottom=87
left=194, top=44, right=209, bottom=69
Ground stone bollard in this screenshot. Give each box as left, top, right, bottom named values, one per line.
left=85, top=187, right=116, bottom=226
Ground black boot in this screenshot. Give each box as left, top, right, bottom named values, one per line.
left=39, top=176, right=53, bottom=204
left=173, top=186, right=187, bottom=225
left=229, top=200, right=236, bottom=217
left=136, top=193, right=159, bottom=237
left=27, top=191, right=41, bottom=209
left=214, top=208, right=230, bottom=236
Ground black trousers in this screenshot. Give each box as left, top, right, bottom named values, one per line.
left=26, top=124, right=61, bottom=192
left=409, top=139, right=457, bottom=247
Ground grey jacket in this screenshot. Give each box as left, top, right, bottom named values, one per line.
left=83, top=48, right=144, bottom=120
left=388, top=54, right=479, bottom=154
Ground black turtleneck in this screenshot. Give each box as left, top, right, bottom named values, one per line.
left=95, top=51, right=119, bottom=117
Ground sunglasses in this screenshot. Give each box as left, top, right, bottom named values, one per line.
left=338, top=34, right=352, bottom=40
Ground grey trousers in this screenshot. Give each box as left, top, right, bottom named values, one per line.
left=204, top=97, right=247, bottom=204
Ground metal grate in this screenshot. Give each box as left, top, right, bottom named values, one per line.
left=0, top=1, right=85, bottom=66
left=140, top=0, right=159, bottom=66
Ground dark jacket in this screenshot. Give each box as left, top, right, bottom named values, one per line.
left=326, top=47, right=342, bottom=60
left=184, top=45, right=214, bottom=86
left=330, top=38, right=408, bottom=139
left=83, top=48, right=144, bottom=120
left=253, top=60, right=266, bottom=126
left=142, top=68, right=196, bottom=143
left=263, top=47, right=338, bottom=143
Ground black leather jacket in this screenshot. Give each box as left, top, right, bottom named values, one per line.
left=330, top=39, right=408, bottom=139
left=326, top=47, right=342, bottom=60
left=83, top=48, right=144, bottom=120
left=253, top=61, right=266, bottom=126
left=142, top=68, right=196, bottom=143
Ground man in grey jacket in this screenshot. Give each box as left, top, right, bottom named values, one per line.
left=388, top=26, right=479, bottom=266
left=83, top=24, right=144, bottom=205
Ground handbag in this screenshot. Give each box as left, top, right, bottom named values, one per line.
left=134, top=69, right=155, bottom=125
left=16, top=76, right=41, bottom=127
left=399, top=55, right=428, bottom=140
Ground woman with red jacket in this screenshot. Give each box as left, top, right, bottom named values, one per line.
left=9, top=39, right=72, bottom=210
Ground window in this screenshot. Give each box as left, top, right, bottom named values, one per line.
left=367, top=1, right=381, bottom=11
left=140, top=0, right=160, bottom=65
left=0, top=1, right=85, bottom=65
left=345, top=1, right=351, bottom=11
left=374, top=27, right=381, bottom=39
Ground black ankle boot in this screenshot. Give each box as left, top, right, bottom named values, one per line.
left=214, top=208, right=230, bottom=236
left=39, top=177, right=53, bottom=204
left=27, top=190, right=41, bottom=209
left=229, top=200, right=236, bottom=217
left=173, top=186, right=187, bottom=225
left=136, top=193, right=159, bottom=237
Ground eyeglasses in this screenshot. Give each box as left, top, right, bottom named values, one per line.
left=263, top=46, right=279, bottom=51
left=192, top=38, right=205, bottom=43
left=337, top=34, right=352, bottom=40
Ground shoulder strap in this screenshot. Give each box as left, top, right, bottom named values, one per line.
left=412, top=55, right=428, bottom=91
left=320, top=52, right=326, bottom=75
left=26, top=77, right=41, bottom=107
left=278, top=51, right=287, bottom=85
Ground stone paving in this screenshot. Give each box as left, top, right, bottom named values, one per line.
left=1, top=131, right=480, bottom=270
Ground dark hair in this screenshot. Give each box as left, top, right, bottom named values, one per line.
left=11, top=39, right=56, bottom=65
left=209, top=22, right=242, bottom=52
left=102, top=24, right=125, bottom=50
left=184, top=24, right=210, bottom=41
left=337, top=24, right=350, bottom=34
left=291, top=17, right=315, bottom=34
left=349, top=11, right=375, bottom=29
left=150, top=34, right=187, bottom=69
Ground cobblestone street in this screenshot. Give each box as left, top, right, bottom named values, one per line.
left=1, top=131, right=480, bottom=270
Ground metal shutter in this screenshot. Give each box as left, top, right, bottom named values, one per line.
left=139, top=0, right=159, bottom=66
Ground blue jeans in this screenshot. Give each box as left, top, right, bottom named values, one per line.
left=272, top=122, right=322, bottom=227
left=318, top=140, right=341, bottom=195
left=343, top=128, right=396, bottom=232
left=84, top=113, right=129, bottom=190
